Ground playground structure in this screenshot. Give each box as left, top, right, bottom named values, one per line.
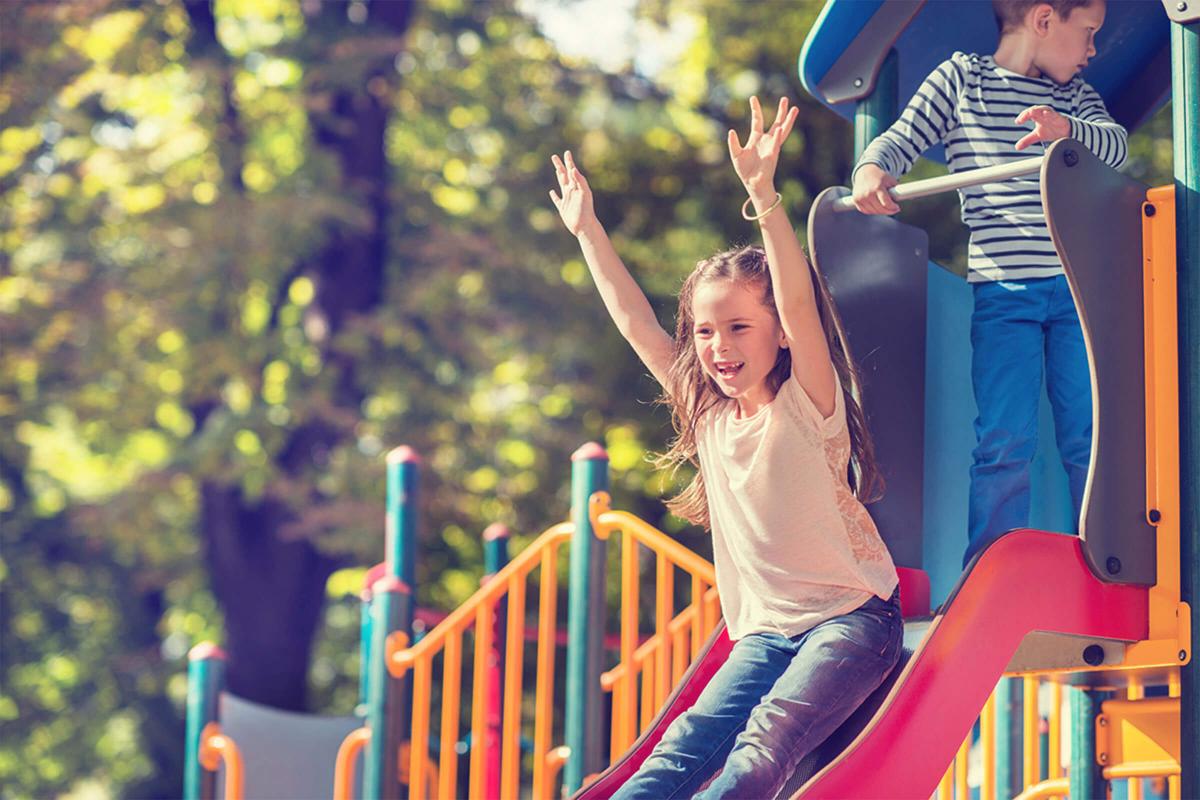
left=184, top=2, right=1200, bottom=798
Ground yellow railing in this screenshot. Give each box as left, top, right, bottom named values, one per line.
left=589, top=493, right=722, bottom=760
left=936, top=673, right=1181, bottom=800
left=198, top=722, right=244, bottom=800
left=380, top=496, right=722, bottom=800
left=386, top=520, right=573, bottom=800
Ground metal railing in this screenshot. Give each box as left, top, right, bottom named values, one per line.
left=832, top=156, right=1044, bottom=211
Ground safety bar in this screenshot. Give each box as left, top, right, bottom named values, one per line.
left=833, top=156, right=1044, bottom=211
left=333, top=727, right=371, bottom=800
left=197, top=722, right=244, bottom=800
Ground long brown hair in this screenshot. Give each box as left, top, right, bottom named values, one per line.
left=656, top=245, right=883, bottom=529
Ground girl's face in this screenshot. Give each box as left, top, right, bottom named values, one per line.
left=691, top=278, right=787, bottom=416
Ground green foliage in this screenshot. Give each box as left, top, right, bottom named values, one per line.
left=0, top=0, right=1175, bottom=796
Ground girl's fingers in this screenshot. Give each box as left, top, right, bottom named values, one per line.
left=549, top=190, right=562, bottom=209
left=572, top=167, right=589, bottom=190
left=749, top=95, right=764, bottom=135
left=727, top=128, right=742, bottom=156
left=1014, top=131, right=1037, bottom=150
left=551, top=154, right=568, bottom=190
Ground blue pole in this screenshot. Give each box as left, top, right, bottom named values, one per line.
left=563, top=442, right=610, bottom=794
left=363, top=577, right=412, bottom=799
left=184, top=643, right=226, bottom=800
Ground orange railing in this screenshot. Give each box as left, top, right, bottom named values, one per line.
left=589, top=493, right=721, bottom=759
left=386, top=521, right=574, bottom=800
left=381, top=496, right=723, bottom=800
left=198, top=722, right=244, bottom=800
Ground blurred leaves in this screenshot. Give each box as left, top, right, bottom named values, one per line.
left=0, top=0, right=1175, bottom=797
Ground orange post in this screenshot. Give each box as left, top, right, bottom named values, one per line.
left=197, top=722, right=244, bottom=800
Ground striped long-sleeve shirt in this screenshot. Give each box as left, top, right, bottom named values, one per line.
left=855, top=51, right=1128, bottom=282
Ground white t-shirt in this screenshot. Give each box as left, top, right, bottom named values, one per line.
left=695, top=373, right=899, bottom=640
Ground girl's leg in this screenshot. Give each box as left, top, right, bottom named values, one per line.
left=696, top=592, right=903, bottom=800
left=1044, top=275, right=1092, bottom=527
left=965, top=279, right=1047, bottom=565
left=611, top=633, right=796, bottom=800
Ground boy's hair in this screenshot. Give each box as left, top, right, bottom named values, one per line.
left=993, top=0, right=1092, bottom=33
left=656, top=245, right=883, bottom=529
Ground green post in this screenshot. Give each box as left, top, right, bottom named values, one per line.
left=853, top=49, right=898, bottom=163
left=386, top=446, right=420, bottom=622
left=563, top=442, right=610, bottom=794
left=994, top=677, right=1020, bottom=800
left=1069, top=687, right=1106, bottom=799
left=363, top=576, right=412, bottom=800
left=357, top=586, right=374, bottom=717
left=184, top=643, right=226, bottom=800
left=1174, top=16, right=1200, bottom=799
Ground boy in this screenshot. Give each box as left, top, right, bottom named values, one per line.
left=851, top=0, right=1127, bottom=565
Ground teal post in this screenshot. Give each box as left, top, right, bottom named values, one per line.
left=358, top=585, right=374, bottom=717
left=994, top=677, right=1020, bottom=800
left=853, top=49, right=898, bottom=163
left=1175, top=15, right=1200, bottom=799
left=363, top=576, right=412, bottom=799
left=386, top=446, right=419, bottom=623
left=563, top=442, right=610, bottom=794
left=1069, top=687, right=1106, bottom=799
left=184, top=643, right=226, bottom=800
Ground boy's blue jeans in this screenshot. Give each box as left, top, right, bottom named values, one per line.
left=965, top=276, right=1092, bottom=565
left=611, top=590, right=903, bottom=800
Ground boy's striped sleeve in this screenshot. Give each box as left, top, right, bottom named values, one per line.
left=1068, top=81, right=1128, bottom=169
left=854, top=56, right=963, bottom=179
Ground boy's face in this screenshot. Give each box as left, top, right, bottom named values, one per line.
left=1035, top=0, right=1105, bottom=84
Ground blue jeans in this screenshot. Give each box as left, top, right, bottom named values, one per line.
left=965, top=276, right=1092, bottom=565
left=611, top=590, right=903, bottom=800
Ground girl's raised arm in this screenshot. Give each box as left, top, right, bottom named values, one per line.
left=549, top=151, right=674, bottom=388
left=728, top=97, right=837, bottom=417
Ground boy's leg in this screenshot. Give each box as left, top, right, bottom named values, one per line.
left=696, top=592, right=904, bottom=800
left=966, top=279, right=1048, bottom=565
left=611, top=633, right=796, bottom=800
left=1044, top=275, right=1092, bottom=527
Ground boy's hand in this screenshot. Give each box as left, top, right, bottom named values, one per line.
left=1014, top=106, right=1070, bottom=150
left=549, top=151, right=598, bottom=238
left=851, top=164, right=900, bottom=215
left=728, top=96, right=799, bottom=199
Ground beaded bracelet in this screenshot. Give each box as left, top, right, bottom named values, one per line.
left=741, top=192, right=783, bottom=222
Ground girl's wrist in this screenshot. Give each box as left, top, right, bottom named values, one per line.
left=575, top=218, right=605, bottom=242
left=745, top=182, right=779, bottom=212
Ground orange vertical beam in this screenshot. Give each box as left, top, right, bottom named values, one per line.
left=500, top=575, right=527, bottom=800
left=408, top=655, right=432, bottom=800
left=655, top=555, right=673, bottom=708
left=470, top=602, right=495, bottom=799
left=532, top=544, right=560, bottom=800
left=438, top=634, right=462, bottom=800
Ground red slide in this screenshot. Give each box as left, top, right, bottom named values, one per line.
left=574, top=529, right=1148, bottom=799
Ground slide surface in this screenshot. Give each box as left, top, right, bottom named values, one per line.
left=574, top=529, right=1148, bottom=799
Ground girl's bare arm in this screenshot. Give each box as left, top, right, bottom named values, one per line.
left=729, top=97, right=837, bottom=416
left=550, top=152, right=673, bottom=387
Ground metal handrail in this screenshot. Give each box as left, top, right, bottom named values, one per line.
left=832, top=155, right=1044, bottom=211
left=197, top=723, right=244, bottom=800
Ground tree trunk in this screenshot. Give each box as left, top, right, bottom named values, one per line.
left=184, top=0, right=414, bottom=710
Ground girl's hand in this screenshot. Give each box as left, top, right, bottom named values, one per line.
left=728, top=96, right=800, bottom=194
left=1014, top=105, right=1070, bottom=150
left=549, top=151, right=597, bottom=238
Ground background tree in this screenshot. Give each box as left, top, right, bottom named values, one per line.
left=0, top=0, right=1173, bottom=796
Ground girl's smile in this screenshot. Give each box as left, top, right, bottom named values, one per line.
left=691, top=278, right=787, bottom=417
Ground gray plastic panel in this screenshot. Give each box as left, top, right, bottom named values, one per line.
left=816, top=1, right=925, bottom=104
left=1041, top=138, right=1154, bottom=585
left=219, top=692, right=361, bottom=799
left=807, top=187, right=929, bottom=569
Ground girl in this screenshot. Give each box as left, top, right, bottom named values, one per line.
left=549, top=97, right=902, bottom=799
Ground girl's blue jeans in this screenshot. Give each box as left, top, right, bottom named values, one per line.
left=611, top=590, right=903, bottom=800
left=964, top=276, right=1092, bottom=565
